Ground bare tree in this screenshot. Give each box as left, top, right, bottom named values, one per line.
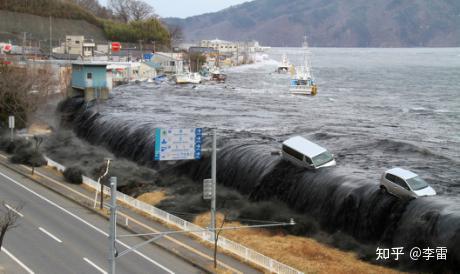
left=109, top=0, right=154, bottom=22
left=0, top=202, right=22, bottom=249
left=168, top=24, right=184, bottom=43
left=71, top=0, right=100, bottom=13
left=70, top=0, right=113, bottom=18
left=214, top=212, right=228, bottom=269
left=0, top=64, right=55, bottom=129
left=109, top=0, right=131, bottom=22
left=31, top=135, right=43, bottom=176
left=130, top=0, right=154, bottom=21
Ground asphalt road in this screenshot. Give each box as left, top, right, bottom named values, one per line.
left=0, top=165, right=203, bottom=274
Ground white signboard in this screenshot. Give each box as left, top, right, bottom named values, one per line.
left=203, top=179, right=212, bottom=200
left=154, top=128, right=202, bottom=161
left=8, top=116, right=14, bottom=129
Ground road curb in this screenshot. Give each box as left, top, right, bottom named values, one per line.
left=0, top=156, right=214, bottom=274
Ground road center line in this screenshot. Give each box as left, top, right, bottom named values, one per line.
left=4, top=203, right=24, bottom=217
left=1, top=158, right=241, bottom=274
left=83, top=257, right=107, bottom=274
left=0, top=171, right=174, bottom=274
left=38, top=227, right=63, bottom=243
left=1, top=247, right=35, bottom=274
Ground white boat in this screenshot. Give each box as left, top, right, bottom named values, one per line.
left=175, top=70, right=202, bottom=84
left=210, top=67, right=227, bottom=83
left=277, top=54, right=290, bottom=73
left=289, top=36, right=317, bottom=96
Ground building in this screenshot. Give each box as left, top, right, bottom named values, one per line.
left=65, top=35, right=84, bottom=55
left=70, top=62, right=111, bottom=102
left=149, top=52, right=184, bottom=74
left=200, top=39, right=239, bottom=54
left=53, top=35, right=97, bottom=58
left=189, top=47, right=218, bottom=56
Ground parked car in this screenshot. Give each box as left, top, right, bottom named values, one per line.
left=380, top=167, right=436, bottom=199
left=282, top=136, right=336, bottom=169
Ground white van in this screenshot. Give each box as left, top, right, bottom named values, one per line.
left=282, top=136, right=336, bottom=169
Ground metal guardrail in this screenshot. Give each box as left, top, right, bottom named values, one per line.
left=46, top=158, right=303, bottom=274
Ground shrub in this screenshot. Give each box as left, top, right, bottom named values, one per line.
left=0, top=136, right=32, bottom=154
left=63, top=166, right=84, bottom=184
left=10, top=147, right=46, bottom=167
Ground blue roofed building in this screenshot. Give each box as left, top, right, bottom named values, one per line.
left=70, top=62, right=112, bottom=102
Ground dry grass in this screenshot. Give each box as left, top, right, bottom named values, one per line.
left=44, top=165, right=65, bottom=177
left=137, top=191, right=169, bottom=205
left=28, top=122, right=53, bottom=135
left=194, top=213, right=402, bottom=274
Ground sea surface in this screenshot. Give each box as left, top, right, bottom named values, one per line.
left=100, top=48, right=460, bottom=197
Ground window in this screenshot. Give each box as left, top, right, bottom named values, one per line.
left=87, top=72, right=92, bottom=79
left=282, top=145, right=304, bottom=161
left=170, top=61, right=175, bottom=66
left=385, top=173, right=396, bottom=183
left=407, top=176, right=428, bottom=191
left=395, top=177, right=410, bottom=190
left=75, top=41, right=80, bottom=44
left=312, top=151, right=333, bottom=167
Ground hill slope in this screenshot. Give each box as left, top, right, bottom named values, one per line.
left=0, top=10, right=106, bottom=45
left=165, top=0, right=460, bottom=47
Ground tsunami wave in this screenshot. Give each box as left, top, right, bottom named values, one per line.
left=59, top=97, right=460, bottom=271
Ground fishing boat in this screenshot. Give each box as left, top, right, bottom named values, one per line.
left=210, top=67, right=227, bottom=83
left=277, top=54, right=290, bottom=73
left=289, top=36, right=317, bottom=96
left=175, top=66, right=202, bottom=84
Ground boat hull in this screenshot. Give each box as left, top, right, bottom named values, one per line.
left=289, top=84, right=317, bottom=96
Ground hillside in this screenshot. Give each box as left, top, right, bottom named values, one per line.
left=165, top=0, right=460, bottom=47
left=0, top=0, right=170, bottom=47
left=0, top=10, right=107, bottom=45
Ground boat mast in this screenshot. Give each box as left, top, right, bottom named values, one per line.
left=302, top=35, right=312, bottom=78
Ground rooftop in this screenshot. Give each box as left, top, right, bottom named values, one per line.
left=283, top=136, right=327, bottom=157
left=386, top=167, right=418, bottom=180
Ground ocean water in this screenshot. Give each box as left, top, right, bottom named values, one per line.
left=100, top=48, right=460, bottom=197
left=62, top=48, right=460, bottom=269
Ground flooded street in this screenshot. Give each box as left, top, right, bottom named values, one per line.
left=100, top=48, right=460, bottom=196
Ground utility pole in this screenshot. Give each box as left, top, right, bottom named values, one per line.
left=211, top=129, right=217, bottom=247
left=236, top=43, right=239, bottom=66
left=49, top=16, right=52, bottom=58
left=138, top=40, right=143, bottom=58
left=22, top=32, right=26, bottom=61
left=109, top=177, right=117, bottom=274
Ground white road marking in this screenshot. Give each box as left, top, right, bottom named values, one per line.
left=0, top=171, right=175, bottom=274
left=1, top=247, right=35, bottom=274
left=38, top=227, right=63, bottom=243
left=83, top=257, right=107, bottom=274
left=4, top=203, right=24, bottom=217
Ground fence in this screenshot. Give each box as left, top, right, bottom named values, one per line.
left=46, top=158, right=303, bottom=274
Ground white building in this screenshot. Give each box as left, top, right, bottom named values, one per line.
left=150, top=52, right=184, bottom=74
left=53, top=35, right=97, bottom=57
left=200, top=39, right=239, bottom=54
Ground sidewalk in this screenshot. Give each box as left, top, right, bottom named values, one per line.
left=0, top=153, right=260, bottom=274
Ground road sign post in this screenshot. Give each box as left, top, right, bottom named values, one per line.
left=8, top=115, right=14, bottom=141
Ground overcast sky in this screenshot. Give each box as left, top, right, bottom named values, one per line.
left=100, top=0, right=251, bottom=18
